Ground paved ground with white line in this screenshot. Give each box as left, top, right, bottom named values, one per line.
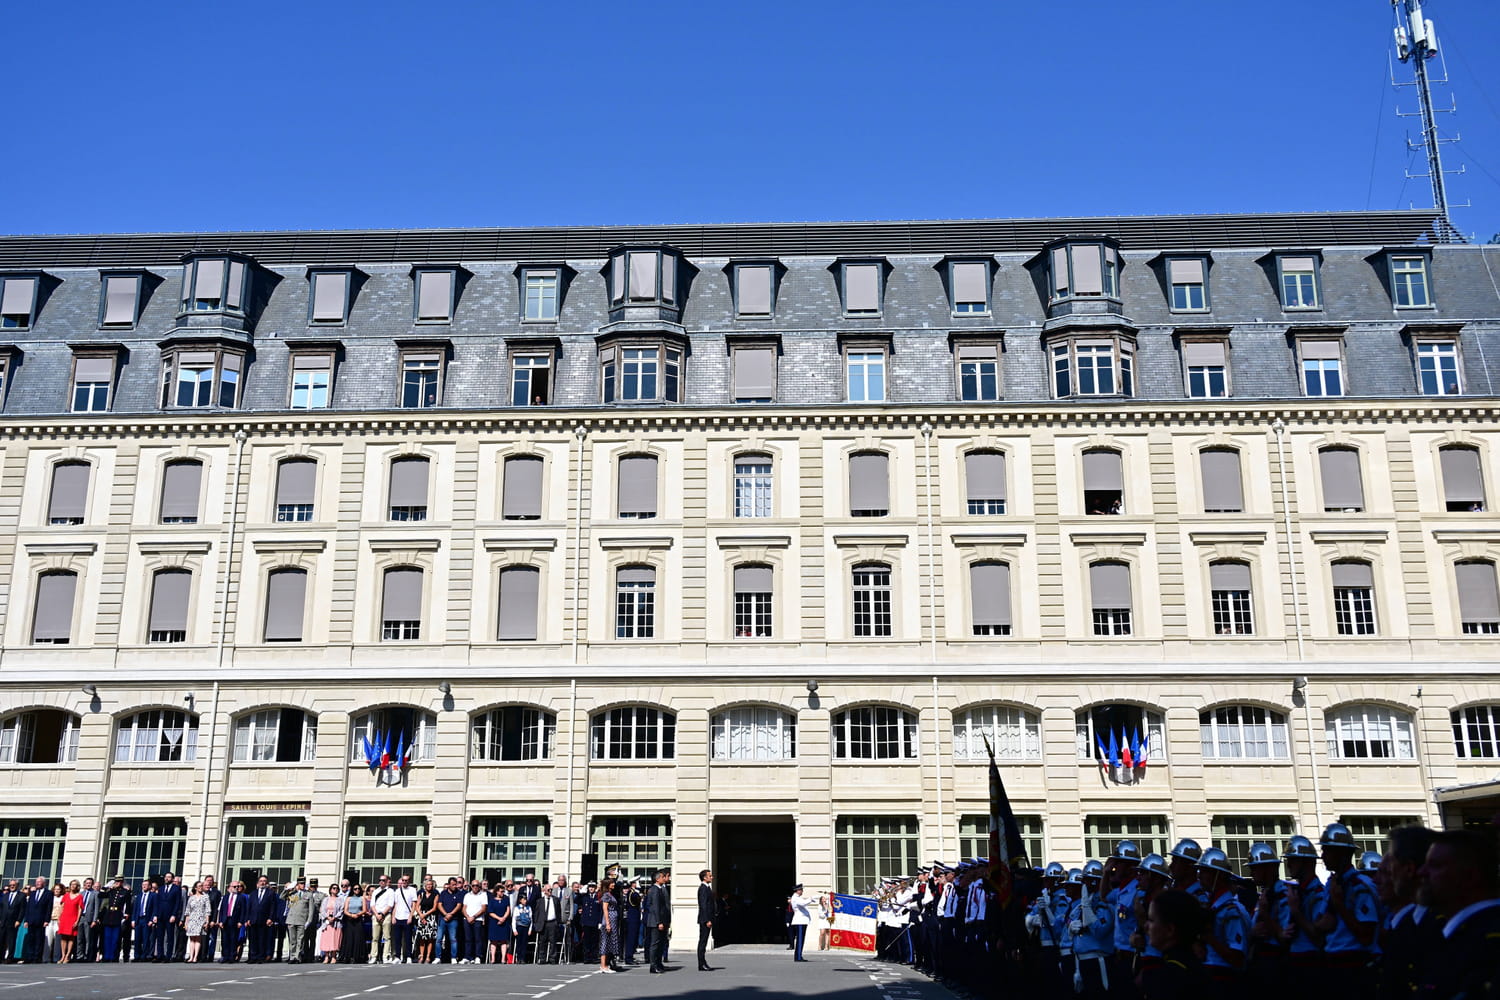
left=0, top=948, right=957, bottom=1000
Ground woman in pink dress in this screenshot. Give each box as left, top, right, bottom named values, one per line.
left=318, top=886, right=343, bottom=962
left=57, top=881, right=84, bottom=963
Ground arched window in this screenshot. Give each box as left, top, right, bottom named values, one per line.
left=1452, top=705, right=1500, bottom=759
left=851, top=563, right=893, bottom=637
left=159, top=459, right=203, bottom=524
left=710, top=706, right=796, bottom=761
left=274, top=458, right=317, bottom=522
left=0, top=710, right=81, bottom=764
left=952, top=705, right=1040, bottom=761
left=147, top=568, right=192, bottom=644
left=832, top=706, right=917, bottom=760
left=1440, top=445, right=1486, bottom=512
left=1209, top=561, right=1254, bottom=635
left=1199, top=705, right=1289, bottom=759
left=733, top=454, right=773, bottom=518
left=1319, top=447, right=1365, bottom=512
left=350, top=708, right=437, bottom=765
left=31, top=571, right=77, bottom=644
left=1455, top=560, right=1500, bottom=634
left=232, top=708, right=317, bottom=763
left=47, top=461, right=90, bottom=525
left=1331, top=560, right=1377, bottom=635
left=964, top=451, right=1006, bottom=515
left=388, top=457, right=430, bottom=521
left=471, top=707, right=556, bottom=761
left=114, top=710, right=198, bottom=763
left=1326, top=704, right=1415, bottom=760
left=590, top=707, right=675, bottom=761
left=615, top=566, right=656, bottom=639
left=1082, top=449, right=1124, bottom=515
left=733, top=565, right=773, bottom=638
left=1075, top=705, right=1166, bottom=766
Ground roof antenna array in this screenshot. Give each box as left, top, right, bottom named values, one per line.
left=1390, top=0, right=1466, bottom=243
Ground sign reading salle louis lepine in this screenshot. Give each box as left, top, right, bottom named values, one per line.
left=223, top=802, right=311, bottom=813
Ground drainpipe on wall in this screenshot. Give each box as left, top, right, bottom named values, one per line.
left=1274, top=418, right=1324, bottom=829
left=920, top=424, right=944, bottom=860
left=195, top=427, right=248, bottom=877
left=571, top=426, right=587, bottom=665
left=565, top=678, right=578, bottom=880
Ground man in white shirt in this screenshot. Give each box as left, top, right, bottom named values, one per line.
left=369, top=875, right=396, bottom=964
left=461, top=881, right=489, bottom=964
left=389, top=875, right=418, bottom=964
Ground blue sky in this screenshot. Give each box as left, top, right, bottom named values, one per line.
left=5, top=0, right=1500, bottom=239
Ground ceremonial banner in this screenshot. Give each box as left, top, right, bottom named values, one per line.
left=829, top=893, right=878, bottom=952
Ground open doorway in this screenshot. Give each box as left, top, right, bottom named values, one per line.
left=711, top=817, right=796, bottom=945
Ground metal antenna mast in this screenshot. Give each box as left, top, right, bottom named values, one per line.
left=1391, top=0, right=1464, bottom=243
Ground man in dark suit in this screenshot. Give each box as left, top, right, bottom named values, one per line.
left=130, top=880, right=158, bottom=963
left=643, top=868, right=672, bottom=974
left=22, top=877, right=52, bottom=964
left=156, top=874, right=183, bottom=961
left=696, top=869, right=717, bottom=972
left=248, top=877, right=277, bottom=963
left=0, top=880, right=22, bottom=963
left=219, top=881, right=248, bottom=963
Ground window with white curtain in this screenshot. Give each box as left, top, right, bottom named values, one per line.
left=1326, top=704, right=1415, bottom=760
left=232, top=708, right=317, bottom=763
left=1199, top=705, right=1289, bottom=760
left=952, top=705, right=1041, bottom=761
left=114, top=710, right=199, bottom=763
left=832, top=706, right=918, bottom=760
left=349, top=708, right=437, bottom=765
left=710, top=706, right=796, bottom=761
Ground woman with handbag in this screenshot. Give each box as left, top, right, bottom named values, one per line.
left=318, top=884, right=344, bottom=963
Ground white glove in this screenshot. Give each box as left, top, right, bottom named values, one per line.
left=1069, top=919, right=1083, bottom=934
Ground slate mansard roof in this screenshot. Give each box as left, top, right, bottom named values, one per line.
left=2, top=209, right=1499, bottom=417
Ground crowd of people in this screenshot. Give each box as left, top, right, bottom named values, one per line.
left=0, top=866, right=683, bottom=973
left=871, top=823, right=1500, bottom=999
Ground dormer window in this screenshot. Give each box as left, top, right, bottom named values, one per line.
left=308, top=270, right=352, bottom=325
left=99, top=273, right=143, bottom=328
left=179, top=257, right=249, bottom=315
left=1389, top=254, right=1433, bottom=308
left=1049, top=242, right=1119, bottom=301
left=161, top=345, right=245, bottom=409
left=1166, top=257, right=1209, bottom=312
left=1277, top=255, right=1322, bottom=310
left=609, top=248, right=679, bottom=306
left=733, top=263, right=776, bottom=318
left=522, top=268, right=561, bottom=321
left=413, top=268, right=457, bottom=323
left=1051, top=335, right=1134, bottom=398
left=838, top=261, right=884, bottom=316
left=600, top=340, right=683, bottom=404
left=0, top=275, right=40, bottom=329
left=948, top=260, right=991, bottom=315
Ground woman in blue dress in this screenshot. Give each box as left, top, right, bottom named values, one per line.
left=486, top=889, right=512, bottom=964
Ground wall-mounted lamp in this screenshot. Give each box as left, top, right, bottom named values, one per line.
left=1415, top=685, right=1423, bottom=699
left=806, top=679, right=819, bottom=693
left=82, top=683, right=98, bottom=698
left=184, top=692, right=195, bottom=710
left=1292, top=676, right=1308, bottom=694
left=437, top=681, right=452, bottom=696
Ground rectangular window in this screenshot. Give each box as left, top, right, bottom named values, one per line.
left=628, top=252, right=659, bottom=300
left=1200, top=449, right=1244, bottom=513
left=1168, top=258, right=1208, bottom=311
left=1416, top=341, right=1461, bottom=395
left=1182, top=340, right=1228, bottom=398
left=736, top=265, right=773, bottom=317
left=1211, top=816, right=1295, bottom=876
left=381, top=568, right=423, bottom=641
left=951, top=262, right=989, bottom=313
left=159, top=461, right=203, bottom=524
left=147, top=570, right=191, bottom=643
left=32, top=573, right=77, bottom=644
left=843, top=263, right=881, bottom=314
left=346, top=817, right=429, bottom=885
left=1084, top=815, right=1169, bottom=862
left=621, top=347, right=659, bottom=401
left=1300, top=340, right=1344, bottom=396
left=1391, top=256, right=1431, bottom=308
left=502, top=455, right=544, bottom=520
left=834, top=816, right=918, bottom=895
left=956, top=343, right=1000, bottom=401
left=615, top=567, right=656, bottom=639
left=524, top=271, right=560, bottom=321
left=969, top=561, right=1012, bottom=636
left=1442, top=446, right=1487, bottom=512
left=734, top=457, right=773, bottom=518
left=1338, top=816, right=1424, bottom=857
left=224, top=817, right=308, bottom=886
left=1279, top=256, right=1320, bottom=309
left=617, top=455, right=659, bottom=519
left=847, top=350, right=886, bottom=402
left=1211, top=589, right=1253, bottom=634
left=101, top=274, right=141, bottom=327
left=1332, top=562, right=1377, bottom=635
left=964, top=451, right=1006, bottom=515
left=0, top=820, right=67, bottom=884
left=851, top=566, right=893, bottom=637
left=415, top=270, right=455, bottom=321
left=289, top=352, right=333, bottom=409
left=106, top=819, right=186, bottom=885
left=733, top=565, right=773, bottom=638
left=1, top=276, right=38, bottom=329
left=848, top=452, right=890, bottom=517
left=1054, top=340, right=1132, bottom=397
left=167, top=349, right=244, bottom=409
left=1090, top=562, right=1132, bottom=636
left=388, top=457, right=430, bottom=521
left=275, top=460, right=317, bottom=522
left=263, top=569, right=308, bottom=642
left=468, top=817, right=551, bottom=884
left=496, top=566, right=541, bottom=640
left=732, top=345, right=776, bottom=402
left=48, top=462, right=89, bottom=525
left=1456, top=562, right=1500, bottom=634
left=959, top=814, right=1044, bottom=868
left=511, top=352, right=552, bottom=406
left=71, top=355, right=115, bottom=412
left=309, top=271, right=350, bottom=323
left=589, top=816, right=671, bottom=886
left=400, top=353, right=442, bottom=408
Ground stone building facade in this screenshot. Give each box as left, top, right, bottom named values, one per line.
left=0, top=211, right=1498, bottom=938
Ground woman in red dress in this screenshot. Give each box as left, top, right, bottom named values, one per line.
left=57, top=880, right=84, bottom=963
